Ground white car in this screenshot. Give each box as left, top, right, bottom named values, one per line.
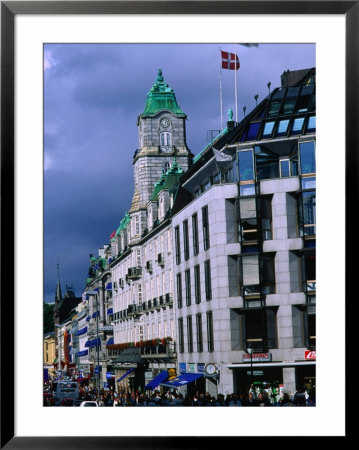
left=79, top=401, right=98, bottom=407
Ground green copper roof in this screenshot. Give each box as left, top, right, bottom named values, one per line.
left=150, top=158, right=184, bottom=201
left=116, top=211, right=131, bottom=236
left=141, top=69, right=186, bottom=117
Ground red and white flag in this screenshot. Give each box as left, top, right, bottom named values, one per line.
left=221, top=50, right=240, bottom=70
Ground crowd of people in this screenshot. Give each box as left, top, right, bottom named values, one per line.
left=44, top=376, right=315, bottom=407
left=77, top=385, right=315, bottom=407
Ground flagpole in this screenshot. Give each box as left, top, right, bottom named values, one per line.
left=219, top=47, right=223, bottom=130
left=234, top=44, right=238, bottom=123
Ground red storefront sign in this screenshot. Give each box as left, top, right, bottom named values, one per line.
left=305, top=350, right=316, bottom=360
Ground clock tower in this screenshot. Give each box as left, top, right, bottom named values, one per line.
left=129, top=69, right=193, bottom=239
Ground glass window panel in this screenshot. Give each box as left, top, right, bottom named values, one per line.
left=307, top=116, right=316, bottom=131
left=238, top=150, right=254, bottom=181
left=302, top=191, right=316, bottom=233
left=242, top=244, right=259, bottom=254
left=292, top=117, right=305, bottom=134
left=256, top=152, right=279, bottom=180
left=277, top=119, right=290, bottom=136
left=240, top=197, right=257, bottom=219
left=266, top=308, right=278, bottom=348
left=301, top=177, right=316, bottom=190
left=262, top=121, right=275, bottom=137
left=268, top=99, right=282, bottom=117
left=240, top=184, right=256, bottom=196
left=283, top=87, right=300, bottom=114
left=280, top=160, right=290, bottom=177
left=290, top=157, right=299, bottom=176
left=245, top=122, right=261, bottom=141
left=300, top=141, right=316, bottom=174
left=242, top=255, right=259, bottom=285
left=309, top=94, right=316, bottom=111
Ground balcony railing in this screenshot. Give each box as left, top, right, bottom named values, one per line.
left=127, top=267, right=142, bottom=280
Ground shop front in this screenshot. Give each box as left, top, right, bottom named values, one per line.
left=228, top=357, right=316, bottom=398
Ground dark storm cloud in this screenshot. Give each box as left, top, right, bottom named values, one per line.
left=44, top=43, right=315, bottom=303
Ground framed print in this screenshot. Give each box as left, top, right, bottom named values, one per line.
left=1, top=1, right=356, bottom=447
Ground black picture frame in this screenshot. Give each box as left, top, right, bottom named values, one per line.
left=1, top=1, right=354, bottom=447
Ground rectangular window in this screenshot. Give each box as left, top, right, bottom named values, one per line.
left=202, top=206, right=210, bottom=250
left=192, top=214, right=199, bottom=256
left=174, top=226, right=181, bottom=264
left=280, top=159, right=290, bottom=177
left=207, top=311, right=214, bottom=352
left=298, top=191, right=316, bottom=236
left=183, top=220, right=189, bottom=260
left=204, top=260, right=212, bottom=301
left=255, top=146, right=279, bottom=181
left=259, top=195, right=272, bottom=240
left=178, top=318, right=184, bottom=353
left=176, top=273, right=182, bottom=309
left=260, top=253, right=276, bottom=295
left=194, top=265, right=201, bottom=304
left=187, top=316, right=193, bottom=353
left=292, top=117, right=305, bottom=134
left=185, top=269, right=191, bottom=306
left=307, top=115, right=316, bottom=132
left=243, top=308, right=278, bottom=351
left=262, top=121, right=275, bottom=137
left=299, top=141, right=316, bottom=174
left=292, top=305, right=315, bottom=349
left=276, top=119, right=290, bottom=136
left=196, top=314, right=203, bottom=353
left=238, top=150, right=254, bottom=181
left=135, top=216, right=140, bottom=235
left=244, top=122, right=261, bottom=141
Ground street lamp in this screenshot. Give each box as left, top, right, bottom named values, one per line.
left=247, top=346, right=254, bottom=394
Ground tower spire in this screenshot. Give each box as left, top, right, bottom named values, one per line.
left=55, top=260, right=62, bottom=302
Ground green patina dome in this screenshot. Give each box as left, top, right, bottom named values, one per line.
left=114, top=211, right=131, bottom=237
left=150, top=158, right=184, bottom=201
left=141, top=69, right=186, bottom=117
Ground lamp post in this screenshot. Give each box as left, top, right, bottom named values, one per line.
left=95, top=292, right=101, bottom=394
left=247, top=346, right=254, bottom=394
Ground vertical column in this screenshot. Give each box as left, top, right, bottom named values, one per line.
left=283, top=366, right=296, bottom=397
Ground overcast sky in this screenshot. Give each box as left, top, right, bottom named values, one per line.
left=44, top=43, right=315, bottom=304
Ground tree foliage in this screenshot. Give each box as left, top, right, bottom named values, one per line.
left=44, top=303, right=54, bottom=334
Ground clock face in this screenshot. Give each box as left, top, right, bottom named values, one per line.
left=161, top=118, right=170, bottom=128
left=205, top=363, right=216, bottom=375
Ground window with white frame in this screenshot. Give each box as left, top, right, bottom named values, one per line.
left=160, top=132, right=172, bottom=147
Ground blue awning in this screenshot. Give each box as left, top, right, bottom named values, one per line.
left=106, top=282, right=112, bottom=291
left=86, top=316, right=91, bottom=321
left=117, top=368, right=135, bottom=382
left=84, top=340, right=91, bottom=348
left=89, top=338, right=101, bottom=348
left=92, top=311, right=99, bottom=318
left=107, top=308, right=113, bottom=315
left=106, top=337, right=114, bottom=346
left=76, top=349, right=88, bottom=357
left=160, top=372, right=202, bottom=388
left=76, top=327, right=88, bottom=336
left=145, top=371, right=169, bottom=390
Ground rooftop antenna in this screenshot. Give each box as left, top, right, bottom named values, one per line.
left=254, top=94, right=258, bottom=106
left=243, top=106, right=246, bottom=117
left=267, top=81, right=271, bottom=95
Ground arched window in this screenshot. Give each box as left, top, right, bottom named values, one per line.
left=160, top=132, right=172, bottom=147
left=163, top=162, right=170, bottom=173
